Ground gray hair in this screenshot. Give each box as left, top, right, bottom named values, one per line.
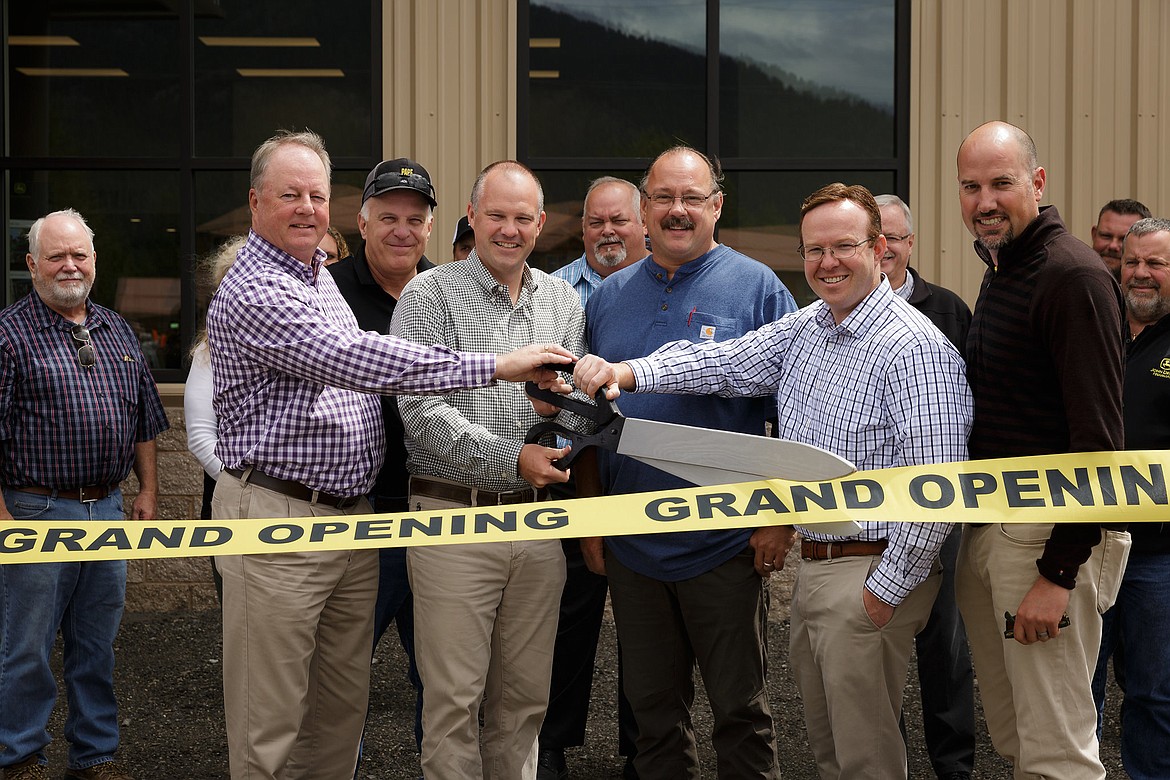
left=639, top=146, right=724, bottom=195
left=873, top=194, right=915, bottom=234
left=360, top=198, right=434, bottom=223
left=1126, top=217, right=1170, bottom=242
left=250, top=129, right=332, bottom=193
left=27, top=208, right=94, bottom=260
left=583, top=177, right=642, bottom=221
left=470, top=160, right=544, bottom=213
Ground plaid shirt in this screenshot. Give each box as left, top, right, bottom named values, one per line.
left=630, top=280, right=972, bottom=605
left=0, top=292, right=167, bottom=488
left=206, top=231, right=496, bottom=497
left=392, top=254, right=587, bottom=491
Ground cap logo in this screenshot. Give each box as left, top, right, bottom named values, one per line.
left=399, top=167, right=414, bottom=177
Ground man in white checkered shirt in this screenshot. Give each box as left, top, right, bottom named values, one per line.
left=391, top=160, right=587, bottom=779
left=572, top=183, right=973, bottom=780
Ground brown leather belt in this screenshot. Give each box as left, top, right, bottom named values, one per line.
left=411, top=476, right=549, bottom=506
left=224, top=466, right=361, bottom=510
left=12, top=484, right=114, bottom=503
left=801, top=539, right=889, bottom=561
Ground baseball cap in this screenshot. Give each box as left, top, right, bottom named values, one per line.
left=362, top=158, right=437, bottom=207
left=452, top=216, right=473, bottom=245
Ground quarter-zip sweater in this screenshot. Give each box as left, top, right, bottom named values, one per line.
left=966, top=205, right=1124, bottom=587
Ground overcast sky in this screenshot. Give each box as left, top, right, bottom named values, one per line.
left=534, top=0, right=894, bottom=109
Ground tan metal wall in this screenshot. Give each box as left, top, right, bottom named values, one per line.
left=911, top=0, right=1170, bottom=303
left=381, top=0, right=516, bottom=249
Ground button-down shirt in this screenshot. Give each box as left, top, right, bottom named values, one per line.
left=206, top=231, right=496, bottom=498
left=392, top=253, right=587, bottom=492
left=629, top=280, right=972, bottom=605
left=551, top=254, right=604, bottom=308
left=0, top=292, right=167, bottom=488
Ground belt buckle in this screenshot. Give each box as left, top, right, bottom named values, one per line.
left=824, top=542, right=833, bottom=562
left=78, top=486, right=99, bottom=503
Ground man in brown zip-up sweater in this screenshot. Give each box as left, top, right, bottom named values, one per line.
left=954, top=120, right=1130, bottom=780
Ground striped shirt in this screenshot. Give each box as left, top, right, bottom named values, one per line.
left=206, top=231, right=496, bottom=498
left=392, top=254, right=587, bottom=492
left=0, top=292, right=167, bottom=488
left=629, top=280, right=972, bottom=605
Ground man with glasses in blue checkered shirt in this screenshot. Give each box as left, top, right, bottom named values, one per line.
left=0, top=209, right=167, bottom=780
left=573, top=182, right=973, bottom=780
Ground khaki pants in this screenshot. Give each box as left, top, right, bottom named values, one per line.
left=790, top=554, right=940, bottom=780
left=213, top=472, right=378, bottom=780
left=956, top=523, right=1130, bottom=780
left=407, top=490, right=566, bottom=780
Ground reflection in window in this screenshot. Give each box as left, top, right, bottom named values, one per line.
left=194, top=1, right=373, bottom=158
left=528, top=1, right=706, bottom=158
left=191, top=170, right=366, bottom=339
left=719, top=0, right=896, bottom=158
left=526, top=170, right=645, bottom=275
left=7, top=6, right=179, bottom=157
left=7, top=171, right=182, bottom=368
left=720, top=171, right=896, bottom=305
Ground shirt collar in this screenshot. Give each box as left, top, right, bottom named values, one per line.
left=815, top=276, right=894, bottom=338
left=565, top=255, right=603, bottom=289
left=644, top=244, right=724, bottom=281
left=246, top=229, right=326, bottom=285
left=464, top=250, right=536, bottom=301
left=27, top=289, right=100, bottom=331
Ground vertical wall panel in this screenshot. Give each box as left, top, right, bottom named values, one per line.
left=911, top=0, right=1166, bottom=306
left=381, top=0, right=513, bottom=250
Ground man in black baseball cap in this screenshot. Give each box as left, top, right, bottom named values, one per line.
left=362, top=157, right=437, bottom=208
left=451, top=216, right=475, bottom=262
left=328, top=157, right=438, bottom=763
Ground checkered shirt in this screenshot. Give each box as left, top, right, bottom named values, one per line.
left=0, top=292, right=168, bottom=488
left=392, top=254, right=587, bottom=491
left=206, top=231, right=496, bottom=497
left=629, top=280, right=973, bottom=605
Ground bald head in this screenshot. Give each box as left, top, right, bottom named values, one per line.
left=956, top=121, right=1046, bottom=259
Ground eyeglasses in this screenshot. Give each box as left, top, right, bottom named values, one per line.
left=883, top=233, right=912, bottom=243
left=645, top=191, right=720, bottom=210
left=70, top=324, right=95, bottom=369
left=798, top=237, right=876, bottom=263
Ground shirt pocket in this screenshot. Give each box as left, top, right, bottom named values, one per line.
left=689, top=313, right=741, bottom=343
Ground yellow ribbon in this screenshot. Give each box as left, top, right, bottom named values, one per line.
left=2, top=450, right=1164, bottom=564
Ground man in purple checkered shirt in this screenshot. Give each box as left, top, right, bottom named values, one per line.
left=204, top=131, right=570, bottom=780
left=1, top=208, right=167, bottom=780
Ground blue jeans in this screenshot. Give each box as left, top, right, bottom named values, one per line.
left=1092, top=553, right=1170, bottom=780
left=0, top=487, right=127, bottom=770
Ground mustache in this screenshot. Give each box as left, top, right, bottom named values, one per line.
left=661, top=216, right=695, bottom=230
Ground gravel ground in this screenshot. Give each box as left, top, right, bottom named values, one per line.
left=42, top=604, right=1126, bottom=779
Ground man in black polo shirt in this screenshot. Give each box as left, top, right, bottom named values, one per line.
left=1093, top=217, right=1170, bottom=780
left=327, top=157, right=437, bottom=755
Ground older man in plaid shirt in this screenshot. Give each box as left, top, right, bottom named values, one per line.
left=206, top=133, right=570, bottom=780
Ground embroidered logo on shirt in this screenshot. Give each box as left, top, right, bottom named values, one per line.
left=699, top=324, right=717, bottom=340
left=1152, top=357, right=1170, bottom=379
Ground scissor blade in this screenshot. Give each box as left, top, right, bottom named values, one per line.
left=616, top=418, right=861, bottom=536
left=617, top=418, right=857, bottom=482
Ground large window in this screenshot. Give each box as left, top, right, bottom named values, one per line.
left=3, top=1, right=379, bottom=379
left=519, top=0, right=908, bottom=303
